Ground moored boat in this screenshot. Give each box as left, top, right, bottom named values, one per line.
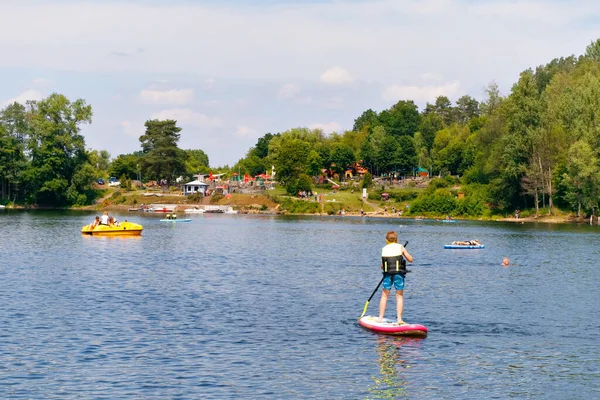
left=184, top=207, right=205, bottom=214
left=81, top=221, right=143, bottom=236
left=204, top=205, right=238, bottom=214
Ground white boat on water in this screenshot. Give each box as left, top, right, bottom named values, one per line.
left=0, top=205, right=5, bottom=209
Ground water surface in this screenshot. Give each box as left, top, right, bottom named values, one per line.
left=0, top=211, right=599, bottom=398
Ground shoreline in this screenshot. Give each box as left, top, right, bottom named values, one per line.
left=4, top=201, right=597, bottom=225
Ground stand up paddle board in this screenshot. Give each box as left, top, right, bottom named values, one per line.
left=359, top=316, right=428, bottom=338
left=159, top=218, right=192, bottom=222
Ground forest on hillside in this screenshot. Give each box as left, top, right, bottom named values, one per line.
left=233, top=39, right=600, bottom=217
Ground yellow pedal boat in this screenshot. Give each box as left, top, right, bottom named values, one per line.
left=81, top=221, right=143, bottom=236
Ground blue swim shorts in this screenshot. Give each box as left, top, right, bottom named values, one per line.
left=382, top=273, right=405, bottom=291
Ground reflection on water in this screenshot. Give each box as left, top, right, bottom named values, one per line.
left=367, top=336, right=418, bottom=399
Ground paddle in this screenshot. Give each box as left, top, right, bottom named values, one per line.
left=359, top=241, right=408, bottom=319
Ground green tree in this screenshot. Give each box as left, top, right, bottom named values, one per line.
left=353, top=109, right=379, bottom=132
left=254, top=133, right=277, bottom=159
left=273, top=138, right=310, bottom=193
left=139, top=119, right=187, bottom=183
left=378, top=100, right=420, bottom=138
left=455, top=95, right=480, bottom=124
left=0, top=102, right=28, bottom=201
left=480, top=82, right=503, bottom=117
left=418, top=113, right=443, bottom=151
left=377, top=135, right=399, bottom=173
left=24, top=94, right=93, bottom=205
left=109, top=154, right=141, bottom=180
left=585, top=38, right=600, bottom=62
left=307, top=150, right=323, bottom=177
left=561, top=140, right=600, bottom=217
left=329, top=144, right=355, bottom=179
left=395, top=135, right=417, bottom=175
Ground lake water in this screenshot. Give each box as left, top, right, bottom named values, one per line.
left=0, top=210, right=599, bottom=399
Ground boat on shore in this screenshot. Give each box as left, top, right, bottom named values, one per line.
left=204, top=205, right=238, bottom=214
left=147, top=204, right=177, bottom=213
left=184, top=207, right=205, bottom=214
left=81, top=221, right=143, bottom=236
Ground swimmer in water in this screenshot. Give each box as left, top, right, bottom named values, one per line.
left=502, top=257, right=510, bottom=266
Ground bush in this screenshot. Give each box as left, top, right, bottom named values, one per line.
left=278, top=197, right=319, bottom=213
left=284, top=173, right=313, bottom=195
left=361, top=172, right=373, bottom=189
left=187, top=192, right=204, bottom=202
left=210, top=193, right=224, bottom=204
left=409, top=188, right=456, bottom=215
left=385, top=189, right=419, bottom=202
left=427, top=178, right=451, bottom=190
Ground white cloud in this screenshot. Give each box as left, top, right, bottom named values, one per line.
left=139, top=88, right=194, bottom=105
left=152, top=108, right=223, bottom=129
left=278, top=83, right=300, bottom=99
left=320, top=66, right=355, bottom=85
left=310, top=122, right=343, bottom=133
left=234, top=125, right=259, bottom=138
left=382, top=81, right=462, bottom=103
left=3, top=89, right=42, bottom=106
left=205, top=77, right=216, bottom=85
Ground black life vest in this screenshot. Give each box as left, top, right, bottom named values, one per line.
left=381, top=255, right=407, bottom=276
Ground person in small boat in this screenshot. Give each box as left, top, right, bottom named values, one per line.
left=90, top=216, right=100, bottom=229
left=100, top=211, right=109, bottom=225
left=378, top=231, right=413, bottom=325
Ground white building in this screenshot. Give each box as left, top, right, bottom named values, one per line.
left=183, top=177, right=209, bottom=196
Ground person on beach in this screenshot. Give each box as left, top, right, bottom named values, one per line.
left=378, top=231, right=413, bottom=325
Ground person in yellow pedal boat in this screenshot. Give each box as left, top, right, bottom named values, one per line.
left=90, top=216, right=100, bottom=229
left=378, top=231, right=413, bottom=325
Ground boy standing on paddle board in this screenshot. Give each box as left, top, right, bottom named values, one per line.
left=379, top=231, right=413, bottom=324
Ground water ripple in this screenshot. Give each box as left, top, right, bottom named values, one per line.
left=0, top=211, right=599, bottom=398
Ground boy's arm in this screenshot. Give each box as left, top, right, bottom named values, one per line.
left=402, top=248, right=413, bottom=263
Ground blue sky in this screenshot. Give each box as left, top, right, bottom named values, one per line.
left=1, top=0, right=599, bottom=167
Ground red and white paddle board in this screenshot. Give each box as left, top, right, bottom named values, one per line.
left=359, top=316, right=428, bottom=338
